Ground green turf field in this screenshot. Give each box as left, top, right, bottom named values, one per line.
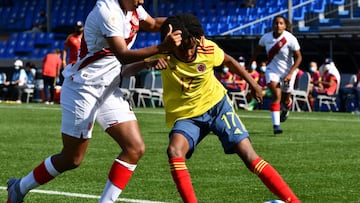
left=0, top=103, right=359, bottom=202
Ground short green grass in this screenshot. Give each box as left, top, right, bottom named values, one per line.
left=1, top=103, right=359, bottom=202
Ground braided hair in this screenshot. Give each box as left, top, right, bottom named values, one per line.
left=160, top=14, right=204, bottom=42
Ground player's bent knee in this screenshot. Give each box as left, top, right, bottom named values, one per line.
left=123, top=143, right=145, bottom=161
left=166, top=146, right=185, bottom=158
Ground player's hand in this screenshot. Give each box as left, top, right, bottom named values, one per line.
left=159, top=24, right=182, bottom=53
left=252, top=84, right=263, bottom=104
left=145, top=56, right=170, bottom=70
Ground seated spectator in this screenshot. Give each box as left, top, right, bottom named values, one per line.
left=258, top=62, right=267, bottom=89
left=308, top=61, right=321, bottom=90
left=308, top=61, right=321, bottom=109
left=313, top=58, right=340, bottom=96
left=248, top=60, right=260, bottom=82
left=246, top=61, right=272, bottom=110
left=0, top=72, right=7, bottom=102
left=4, top=59, right=27, bottom=103
left=339, top=69, right=360, bottom=113
left=25, top=62, right=36, bottom=89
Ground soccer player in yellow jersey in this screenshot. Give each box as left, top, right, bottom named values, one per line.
left=128, top=14, right=300, bottom=203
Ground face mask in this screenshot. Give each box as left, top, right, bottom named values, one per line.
left=309, top=67, right=315, bottom=72
left=260, top=66, right=266, bottom=72
left=223, top=67, right=229, bottom=73
left=239, top=62, right=245, bottom=67
left=251, top=64, right=257, bottom=70
left=14, top=66, right=20, bottom=70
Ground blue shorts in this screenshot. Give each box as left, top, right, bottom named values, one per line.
left=170, top=95, right=250, bottom=159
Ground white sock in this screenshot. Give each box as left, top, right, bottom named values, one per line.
left=98, top=159, right=136, bottom=203
left=20, top=156, right=60, bottom=194
left=98, top=180, right=122, bottom=203
left=271, top=111, right=280, bottom=126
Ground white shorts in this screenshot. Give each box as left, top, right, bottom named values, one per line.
left=60, top=77, right=137, bottom=139
left=265, top=69, right=298, bottom=93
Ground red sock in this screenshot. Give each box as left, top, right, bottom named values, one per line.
left=270, top=102, right=281, bottom=112
left=108, top=161, right=134, bottom=190
left=249, top=158, right=300, bottom=203
left=169, top=157, right=197, bottom=203
left=33, top=161, right=55, bottom=185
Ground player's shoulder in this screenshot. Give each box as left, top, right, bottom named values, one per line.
left=199, top=38, right=221, bottom=51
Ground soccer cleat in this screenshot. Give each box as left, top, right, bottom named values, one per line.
left=7, top=178, right=25, bottom=203
left=273, top=125, right=283, bottom=134
left=280, top=99, right=292, bottom=122
left=280, top=110, right=290, bottom=122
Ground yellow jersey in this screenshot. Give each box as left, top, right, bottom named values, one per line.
left=159, top=39, right=227, bottom=127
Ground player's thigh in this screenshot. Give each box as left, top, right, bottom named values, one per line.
left=97, top=87, right=142, bottom=148
left=212, top=96, right=249, bottom=154
left=61, top=79, right=99, bottom=139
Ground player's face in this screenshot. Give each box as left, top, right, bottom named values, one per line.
left=122, top=0, right=144, bottom=11
left=173, top=37, right=197, bottom=62
left=133, top=0, right=144, bottom=8
left=272, top=17, right=286, bottom=35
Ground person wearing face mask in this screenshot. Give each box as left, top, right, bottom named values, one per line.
left=307, top=61, right=321, bottom=109
left=244, top=60, right=260, bottom=110
left=229, top=56, right=248, bottom=92
left=60, top=21, right=85, bottom=85
left=215, top=65, right=245, bottom=93
left=308, top=61, right=321, bottom=90
left=312, top=58, right=340, bottom=102
left=4, top=59, right=27, bottom=103
left=248, top=60, right=260, bottom=82
left=245, top=61, right=273, bottom=110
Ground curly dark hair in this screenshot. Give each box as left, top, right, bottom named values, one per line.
left=160, top=14, right=204, bottom=42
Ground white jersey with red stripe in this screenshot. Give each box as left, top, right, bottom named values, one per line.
left=62, top=0, right=148, bottom=85
left=259, top=30, right=300, bottom=78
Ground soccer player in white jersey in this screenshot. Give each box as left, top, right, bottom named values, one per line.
left=6, top=0, right=181, bottom=203
left=249, top=15, right=302, bottom=134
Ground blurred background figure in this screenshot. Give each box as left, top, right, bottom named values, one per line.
left=24, top=61, right=37, bottom=89
left=314, top=58, right=340, bottom=96
left=313, top=58, right=340, bottom=110
left=42, top=49, right=62, bottom=104
left=248, top=60, right=260, bottom=82
left=60, top=21, right=84, bottom=85
left=308, top=61, right=321, bottom=109
left=4, top=59, right=27, bottom=103
left=339, top=69, right=360, bottom=113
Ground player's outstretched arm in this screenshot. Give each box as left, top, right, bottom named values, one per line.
left=121, top=56, right=169, bottom=77
left=106, top=24, right=181, bottom=65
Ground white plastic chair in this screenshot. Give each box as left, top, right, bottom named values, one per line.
left=120, top=76, right=136, bottom=107
left=316, top=77, right=341, bottom=111
left=229, top=83, right=249, bottom=110
left=132, top=71, right=162, bottom=108
left=291, top=72, right=312, bottom=112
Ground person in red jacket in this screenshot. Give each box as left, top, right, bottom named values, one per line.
left=42, top=49, right=62, bottom=104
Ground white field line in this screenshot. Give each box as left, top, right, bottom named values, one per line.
left=1, top=104, right=359, bottom=123
left=0, top=186, right=169, bottom=203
